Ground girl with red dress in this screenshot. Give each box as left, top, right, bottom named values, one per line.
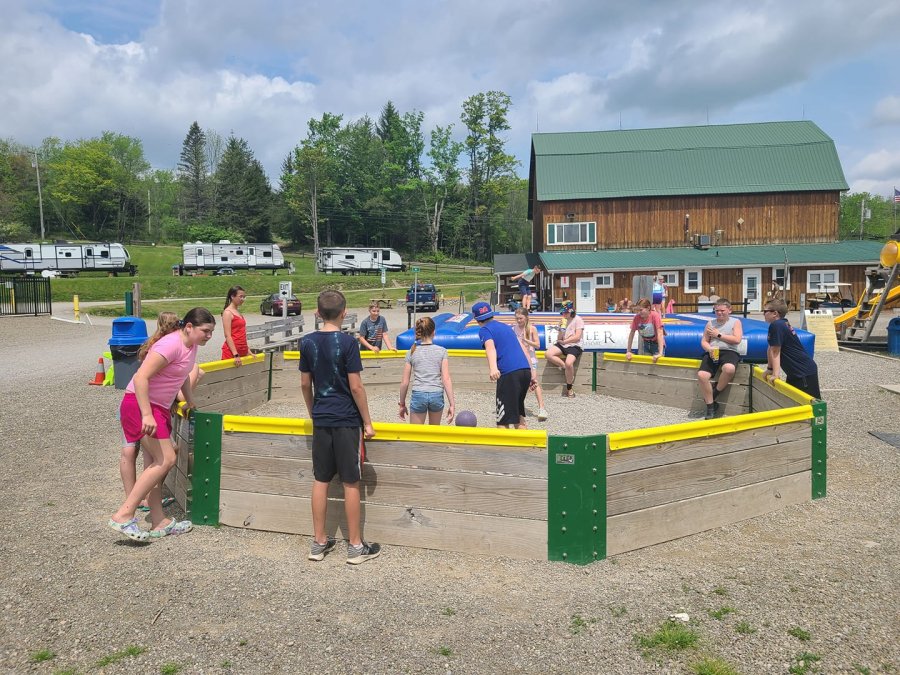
left=221, top=286, right=251, bottom=365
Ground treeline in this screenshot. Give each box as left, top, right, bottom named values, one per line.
left=0, top=91, right=529, bottom=262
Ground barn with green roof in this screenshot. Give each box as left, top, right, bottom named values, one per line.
left=507, top=120, right=883, bottom=312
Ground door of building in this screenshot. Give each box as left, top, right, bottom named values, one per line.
left=743, top=268, right=762, bottom=312
left=576, top=277, right=594, bottom=314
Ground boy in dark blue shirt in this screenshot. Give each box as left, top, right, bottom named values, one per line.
left=472, top=301, right=535, bottom=429
left=300, top=290, right=380, bottom=564
left=763, top=299, right=821, bottom=399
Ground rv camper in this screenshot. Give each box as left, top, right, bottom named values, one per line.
left=0, top=242, right=135, bottom=276
left=181, top=241, right=286, bottom=272
left=317, top=247, right=404, bottom=274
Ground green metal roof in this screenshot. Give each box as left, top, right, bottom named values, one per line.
left=531, top=121, right=849, bottom=201
left=536, top=241, right=884, bottom=273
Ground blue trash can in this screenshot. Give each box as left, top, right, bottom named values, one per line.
left=888, top=317, right=900, bottom=356
left=109, top=317, right=149, bottom=390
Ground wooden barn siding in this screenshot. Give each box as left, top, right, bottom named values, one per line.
left=535, top=192, right=841, bottom=251
left=546, top=264, right=870, bottom=312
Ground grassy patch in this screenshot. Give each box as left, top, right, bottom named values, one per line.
left=437, top=646, right=452, bottom=657
left=238, top=639, right=248, bottom=646
left=788, top=626, right=812, bottom=642
left=636, top=620, right=699, bottom=651
left=95, top=645, right=147, bottom=667
left=569, top=614, right=597, bottom=635
left=441, top=607, right=456, bottom=616
left=734, top=620, right=756, bottom=635
left=159, top=663, right=181, bottom=675
left=851, top=665, right=871, bottom=675
left=711, top=585, right=728, bottom=597
left=692, top=656, right=739, bottom=675
left=30, top=649, right=55, bottom=663
left=220, top=661, right=233, bottom=669
left=788, top=651, right=821, bottom=674
left=610, top=605, right=628, bottom=618
left=708, top=606, right=735, bottom=621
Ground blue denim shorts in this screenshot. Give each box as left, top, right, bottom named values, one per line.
left=410, top=390, right=444, bottom=413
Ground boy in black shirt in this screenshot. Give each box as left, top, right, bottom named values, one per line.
left=300, top=290, right=381, bottom=564
left=763, top=299, right=821, bottom=399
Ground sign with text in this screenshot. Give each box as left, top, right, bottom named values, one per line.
left=801, top=310, right=839, bottom=352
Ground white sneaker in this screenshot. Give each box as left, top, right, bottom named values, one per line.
left=537, top=408, right=548, bottom=421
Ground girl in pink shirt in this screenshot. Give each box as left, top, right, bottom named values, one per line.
left=108, top=308, right=216, bottom=541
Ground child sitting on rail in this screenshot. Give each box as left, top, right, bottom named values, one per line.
left=625, top=298, right=665, bottom=363
left=697, top=299, right=743, bottom=419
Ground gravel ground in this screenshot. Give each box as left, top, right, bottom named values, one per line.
left=1, top=312, right=898, bottom=674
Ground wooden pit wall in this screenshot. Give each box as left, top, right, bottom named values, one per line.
left=217, top=430, right=549, bottom=560
left=596, top=358, right=752, bottom=417
left=163, top=359, right=270, bottom=513
left=601, top=359, right=816, bottom=556
left=269, top=350, right=595, bottom=401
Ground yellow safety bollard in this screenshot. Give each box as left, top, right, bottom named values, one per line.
left=73, top=294, right=80, bottom=322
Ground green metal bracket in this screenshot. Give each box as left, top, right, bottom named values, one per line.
left=267, top=352, right=274, bottom=401
left=591, top=351, right=597, bottom=392
left=191, top=411, right=223, bottom=525
left=810, top=400, right=827, bottom=499
left=547, top=434, right=607, bottom=564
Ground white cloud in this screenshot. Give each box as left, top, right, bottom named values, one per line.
left=850, top=149, right=900, bottom=178
left=872, top=95, right=900, bottom=126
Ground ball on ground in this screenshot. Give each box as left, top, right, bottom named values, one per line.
left=456, top=410, right=477, bottom=427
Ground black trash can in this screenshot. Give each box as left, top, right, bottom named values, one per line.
left=109, top=317, right=148, bottom=390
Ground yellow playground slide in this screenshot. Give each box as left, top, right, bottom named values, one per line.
left=834, top=285, right=900, bottom=326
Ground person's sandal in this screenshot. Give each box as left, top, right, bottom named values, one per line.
left=138, top=497, right=175, bottom=512
left=149, top=518, right=193, bottom=538
left=107, top=517, right=150, bottom=542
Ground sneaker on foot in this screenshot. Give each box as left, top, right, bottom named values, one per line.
left=308, top=536, right=337, bottom=561
left=704, top=402, right=719, bottom=420
left=347, top=541, right=381, bottom=565
left=537, top=407, right=548, bottom=421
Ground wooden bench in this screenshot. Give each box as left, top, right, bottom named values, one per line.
left=245, top=316, right=306, bottom=352
left=314, top=312, right=358, bottom=334
left=370, top=298, right=393, bottom=309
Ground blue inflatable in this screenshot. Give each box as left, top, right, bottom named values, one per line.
left=395, top=312, right=815, bottom=362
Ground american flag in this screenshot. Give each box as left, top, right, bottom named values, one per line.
left=895, top=188, right=900, bottom=204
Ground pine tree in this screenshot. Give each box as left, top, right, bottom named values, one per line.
left=177, top=121, right=208, bottom=223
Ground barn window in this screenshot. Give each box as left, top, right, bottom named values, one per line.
left=807, top=270, right=838, bottom=292
left=594, top=274, right=613, bottom=288
left=547, top=221, right=597, bottom=246
left=658, top=271, right=678, bottom=286
left=771, top=266, right=791, bottom=290
left=684, top=269, right=702, bottom=293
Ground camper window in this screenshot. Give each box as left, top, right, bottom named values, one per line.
left=249, top=248, right=255, bottom=255
left=64, top=252, right=72, bottom=257
left=101, top=251, right=109, bottom=258
left=346, top=255, right=355, bottom=259
left=263, top=252, right=271, bottom=258
left=220, top=257, right=228, bottom=262
left=25, top=249, right=33, bottom=258
left=86, top=249, right=94, bottom=257
left=236, top=250, right=243, bottom=255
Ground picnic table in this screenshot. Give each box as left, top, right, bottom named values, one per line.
left=370, top=298, right=393, bottom=309
left=245, top=316, right=306, bottom=352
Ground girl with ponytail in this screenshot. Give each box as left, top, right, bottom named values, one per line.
left=221, top=286, right=251, bottom=365
left=398, top=317, right=455, bottom=425
left=108, top=307, right=216, bottom=541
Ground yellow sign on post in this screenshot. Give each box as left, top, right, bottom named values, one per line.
left=802, top=310, right=839, bottom=352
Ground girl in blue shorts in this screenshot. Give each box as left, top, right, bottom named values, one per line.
left=398, top=317, right=455, bottom=425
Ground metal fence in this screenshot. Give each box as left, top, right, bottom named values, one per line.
left=0, top=276, right=52, bottom=316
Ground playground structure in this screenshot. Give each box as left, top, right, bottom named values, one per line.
left=835, top=239, right=900, bottom=344
left=165, top=348, right=826, bottom=564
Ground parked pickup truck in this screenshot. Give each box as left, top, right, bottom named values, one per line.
left=406, top=283, right=439, bottom=313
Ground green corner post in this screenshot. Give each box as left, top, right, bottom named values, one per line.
left=266, top=352, right=274, bottom=401
left=547, top=434, right=607, bottom=564
left=191, top=411, right=223, bottom=525
left=591, top=351, right=598, bottom=392
left=810, top=400, right=827, bottom=499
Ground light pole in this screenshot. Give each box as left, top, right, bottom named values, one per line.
left=32, top=149, right=45, bottom=241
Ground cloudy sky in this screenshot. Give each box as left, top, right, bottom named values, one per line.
left=3, top=0, right=900, bottom=197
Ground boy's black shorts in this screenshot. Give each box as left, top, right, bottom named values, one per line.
left=786, top=372, right=821, bottom=400
left=698, top=349, right=740, bottom=375
left=312, top=426, right=365, bottom=483
left=495, top=368, right=531, bottom=426
left=556, top=344, right=583, bottom=358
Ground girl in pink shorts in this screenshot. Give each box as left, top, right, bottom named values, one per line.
left=108, top=308, right=216, bottom=541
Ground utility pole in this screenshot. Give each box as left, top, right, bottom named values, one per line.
left=859, top=195, right=868, bottom=240
left=32, top=150, right=45, bottom=241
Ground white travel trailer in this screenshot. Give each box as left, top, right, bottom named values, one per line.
left=181, top=241, right=286, bottom=271
left=317, top=247, right=404, bottom=274
left=0, top=242, right=135, bottom=276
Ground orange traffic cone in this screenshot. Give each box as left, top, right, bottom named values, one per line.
left=89, top=357, right=106, bottom=386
